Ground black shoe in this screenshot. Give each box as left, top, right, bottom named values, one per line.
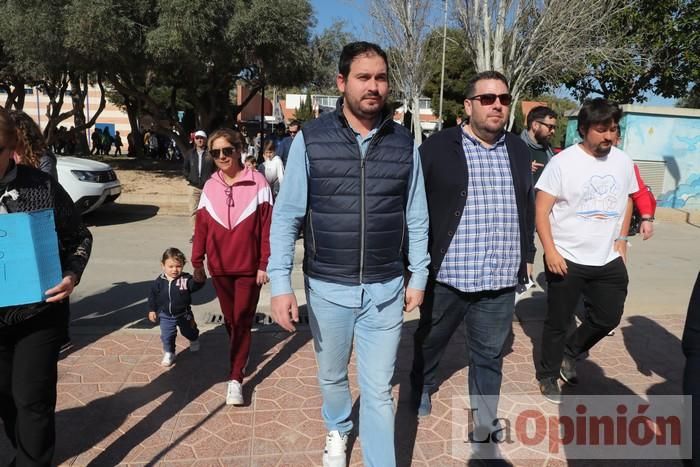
left=560, top=354, right=579, bottom=386
left=539, top=377, right=562, bottom=404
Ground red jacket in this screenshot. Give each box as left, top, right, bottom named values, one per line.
left=631, top=164, right=656, bottom=217
left=191, top=169, right=272, bottom=276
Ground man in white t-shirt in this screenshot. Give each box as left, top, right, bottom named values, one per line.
left=534, top=98, right=638, bottom=404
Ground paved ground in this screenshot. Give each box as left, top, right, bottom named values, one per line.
left=1, top=202, right=698, bottom=466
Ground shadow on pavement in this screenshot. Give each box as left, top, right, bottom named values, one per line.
left=52, top=325, right=310, bottom=465
left=82, top=202, right=160, bottom=227
left=69, top=280, right=217, bottom=330
left=517, top=313, right=685, bottom=466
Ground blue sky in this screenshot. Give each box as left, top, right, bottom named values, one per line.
left=311, top=0, right=366, bottom=35
left=309, top=0, right=675, bottom=106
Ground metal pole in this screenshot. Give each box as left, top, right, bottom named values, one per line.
left=259, top=84, right=265, bottom=158
left=437, top=0, right=448, bottom=131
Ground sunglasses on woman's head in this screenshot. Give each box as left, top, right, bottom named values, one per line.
left=210, top=144, right=243, bottom=159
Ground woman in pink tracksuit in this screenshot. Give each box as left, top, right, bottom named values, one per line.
left=191, top=128, right=272, bottom=406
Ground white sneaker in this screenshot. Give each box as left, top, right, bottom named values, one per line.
left=189, top=339, right=200, bottom=352
left=323, top=430, right=348, bottom=467
left=226, top=380, right=244, bottom=405
left=161, top=352, right=174, bottom=367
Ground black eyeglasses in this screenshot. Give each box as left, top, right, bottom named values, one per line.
left=536, top=120, right=556, bottom=131
left=467, top=93, right=513, bottom=106
left=210, top=144, right=243, bottom=159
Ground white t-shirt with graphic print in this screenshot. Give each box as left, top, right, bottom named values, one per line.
left=535, top=144, right=638, bottom=266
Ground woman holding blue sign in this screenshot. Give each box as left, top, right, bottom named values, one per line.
left=0, top=108, right=92, bottom=466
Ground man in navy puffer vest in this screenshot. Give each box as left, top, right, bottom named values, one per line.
left=268, top=42, right=430, bottom=467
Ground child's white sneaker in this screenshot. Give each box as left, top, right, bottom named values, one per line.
left=161, top=352, right=174, bottom=367
left=189, top=339, right=200, bottom=352
left=226, top=380, right=244, bottom=405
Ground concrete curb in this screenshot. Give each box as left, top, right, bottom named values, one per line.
left=655, top=207, right=700, bottom=225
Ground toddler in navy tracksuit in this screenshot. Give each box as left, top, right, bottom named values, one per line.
left=148, top=247, right=204, bottom=366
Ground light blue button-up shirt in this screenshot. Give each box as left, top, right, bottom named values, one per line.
left=268, top=120, right=430, bottom=308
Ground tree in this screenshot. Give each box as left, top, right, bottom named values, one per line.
left=678, top=86, right=700, bottom=109
left=675, top=0, right=700, bottom=106
left=0, top=0, right=110, bottom=154
left=307, top=21, right=354, bottom=94
left=456, top=0, right=633, bottom=128
left=423, top=27, right=475, bottom=128
left=294, top=93, right=314, bottom=122
left=369, top=0, right=435, bottom=144
left=564, top=0, right=692, bottom=103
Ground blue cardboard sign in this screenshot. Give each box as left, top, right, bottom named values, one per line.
left=0, top=209, right=62, bottom=307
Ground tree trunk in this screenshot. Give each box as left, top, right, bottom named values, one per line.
left=3, top=82, right=26, bottom=110
left=412, top=95, right=423, bottom=144
left=70, top=74, right=90, bottom=156
left=124, top=95, right=143, bottom=156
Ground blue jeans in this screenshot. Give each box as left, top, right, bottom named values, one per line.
left=159, top=311, right=199, bottom=353
left=411, top=280, right=515, bottom=429
left=306, top=284, right=404, bottom=467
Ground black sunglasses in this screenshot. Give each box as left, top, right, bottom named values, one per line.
left=467, top=93, right=513, bottom=106
left=536, top=120, right=556, bottom=131
left=210, top=145, right=243, bottom=159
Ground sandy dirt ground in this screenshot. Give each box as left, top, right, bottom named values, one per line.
left=115, top=168, right=189, bottom=196
left=103, top=156, right=189, bottom=196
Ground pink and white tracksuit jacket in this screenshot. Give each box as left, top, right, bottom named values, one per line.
left=191, top=168, right=272, bottom=276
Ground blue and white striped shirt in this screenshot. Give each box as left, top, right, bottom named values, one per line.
left=436, top=129, right=520, bottom=292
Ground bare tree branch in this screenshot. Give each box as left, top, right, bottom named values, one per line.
left=369, top=0, right=436, bottom=143
left=457, top=0, right=637, bottom=127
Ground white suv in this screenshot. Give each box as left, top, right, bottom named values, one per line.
left=56, top=157, right=122, bottom=214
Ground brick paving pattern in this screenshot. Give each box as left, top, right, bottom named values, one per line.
left=0, top=315, right=687, bottom=466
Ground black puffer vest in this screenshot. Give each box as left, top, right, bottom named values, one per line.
left=302, top=101, right=414, bottom=285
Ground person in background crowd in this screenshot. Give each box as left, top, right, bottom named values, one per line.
left=100, top=128, right=112, bottom=155
left=520, top=106, right=557, bottom=185
left=277, top=120, right=300, bottom=166
left=183, top=130, right=214, bottom=242
left=114, top=131, right=123, bottom=156
left=90, top=128, right=101, bottom=155
left=259, top=140, right=284, bottom=198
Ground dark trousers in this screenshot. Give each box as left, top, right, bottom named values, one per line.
left=0, top=304, right=69, bottom=467
left=537, top=256, right=628, bottom=381
left=682, top=272, right=700, bottom=466
left=211, top=275, right=261, bottom=382
left=158, top=311, right=199, bottom=353
left=411, top=280, right=515, bottom=427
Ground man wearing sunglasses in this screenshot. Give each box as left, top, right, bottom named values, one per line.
left=268, top=41, right=429, bottom=467
left=411, top=71, right=535, bottom=459
left=520, top=106, right=558, bottom=185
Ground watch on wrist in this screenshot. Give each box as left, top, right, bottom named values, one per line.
left=641, top=217, right=654, bottom=222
